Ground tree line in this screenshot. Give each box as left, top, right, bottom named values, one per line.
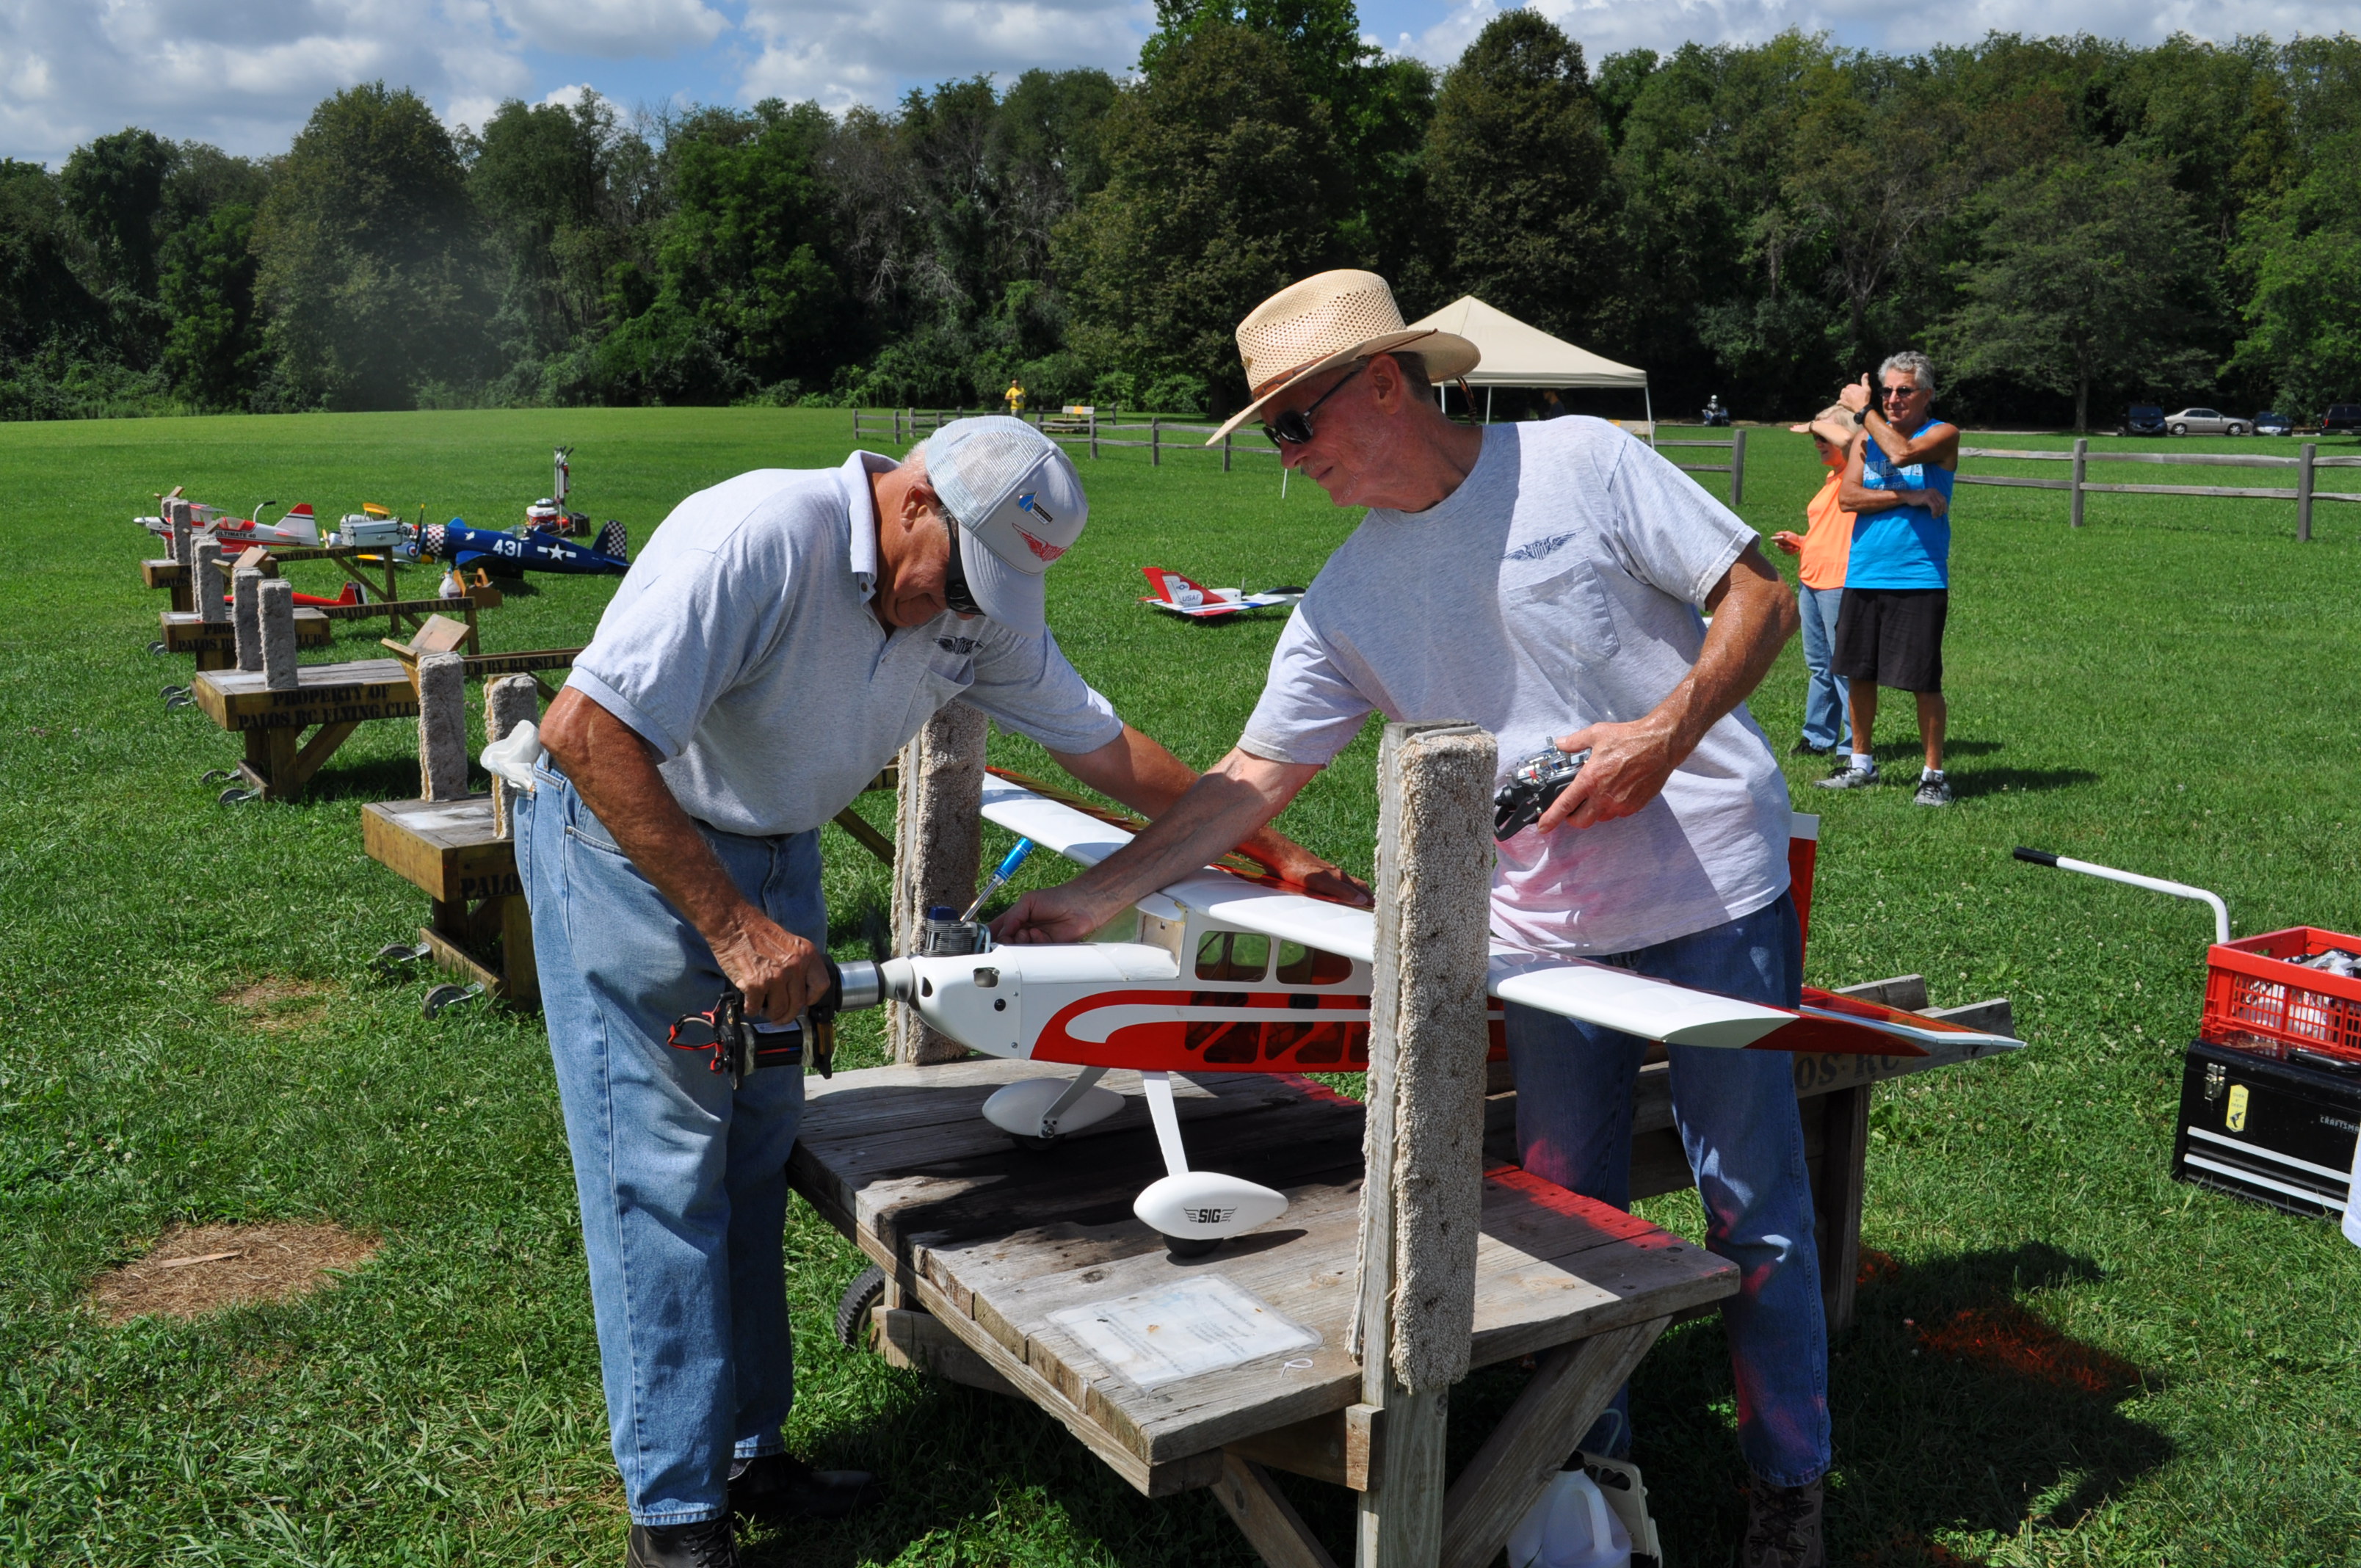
left=6, top=2, right=2361, bottom=429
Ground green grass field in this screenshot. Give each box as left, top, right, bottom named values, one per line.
left=2, top=408, right=2358, bottom=1567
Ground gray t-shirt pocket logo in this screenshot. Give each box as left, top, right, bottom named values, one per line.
left=1504, top=555, right=1621, bottom=670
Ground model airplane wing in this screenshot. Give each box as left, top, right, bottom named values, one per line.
left=979, top=772, right=2014, bottom=1057
left=1139, top=567, right=1304, bottom=619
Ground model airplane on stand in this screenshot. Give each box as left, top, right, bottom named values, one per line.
left=479, top=729, right=2020, bottom=1258
left=137, top=491, right=324, bottom=550
left=1139, top=567, right=1305, bottom=620
left=399, top=516, right=630, bottom=577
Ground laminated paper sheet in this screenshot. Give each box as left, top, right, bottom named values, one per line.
left=1047, top=1274, right=1319, bottom=1388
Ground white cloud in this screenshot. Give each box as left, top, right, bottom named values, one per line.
left=736, top=0, right=1152, bottom=110
left=1379, top=0, right=2359, bottom=66
left=493, top=0, right=726, bottom=60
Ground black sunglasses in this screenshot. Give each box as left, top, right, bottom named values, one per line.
left=1262, top=360, right=1368, bottom=446
left=942, top=513, right=982, bottom=615
left=1879, top=383, right=1923, bottom=401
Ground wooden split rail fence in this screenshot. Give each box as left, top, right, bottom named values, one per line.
left=1660, top=429, right=1745, bottom=506
left=1959, top=440, right=2361, bottom=541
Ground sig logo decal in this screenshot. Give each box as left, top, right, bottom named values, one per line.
left=1183, top=1207, right=1238, bottom=1225
left=2225, top=1084, right=2249, bottom=1133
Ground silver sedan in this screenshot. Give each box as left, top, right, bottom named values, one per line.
left=2164, top=407, right=2249, bottom=435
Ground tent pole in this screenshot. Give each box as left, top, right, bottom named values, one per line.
left=1644, top=380, right=1656, bottom=449
left=1485, top=386, right=1494, bottom=424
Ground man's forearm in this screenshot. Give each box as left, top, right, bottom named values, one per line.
left=542, top=689, right=761, bottom=948
left=1052, top=727, right=1346, bottom=888
left=1662, top=557, right=1797, bottom=753
left=1059, top=755, right=1305, bottom=912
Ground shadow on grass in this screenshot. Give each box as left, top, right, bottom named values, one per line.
left=1614, top=1241, right=2170, bottom=1566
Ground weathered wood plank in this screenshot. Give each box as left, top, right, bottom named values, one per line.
left=871, top=1306, right=1020, bottom=1398
left=192, top=658, right=419, bottom=730
left=1436, top=1318, right=1666, bottom=1568
left=1216, top=1451, right=1341, bottom=1568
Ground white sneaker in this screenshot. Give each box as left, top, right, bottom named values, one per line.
left=1814, top=763, right=1879, bottom=791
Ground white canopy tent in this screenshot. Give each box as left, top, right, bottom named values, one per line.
left=1404, top=295, right=1653, bottom=438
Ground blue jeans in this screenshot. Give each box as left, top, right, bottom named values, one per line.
left=1798, top=584, right=1850, bottom=752
left=1505, top=893, right=1829, bottom=1488
left=516, top=764, right=820, bottom=1526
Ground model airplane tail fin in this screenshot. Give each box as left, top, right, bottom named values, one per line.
left=594, top=519, right=629, bottom=562
left=279, top=506, right=321, bottom=545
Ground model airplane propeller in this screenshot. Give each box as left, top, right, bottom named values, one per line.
left=1139, top=567, right=1305, bottom=620
left=399, top=517, right=630, bottom=577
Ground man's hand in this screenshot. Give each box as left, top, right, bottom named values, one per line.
left=1922, top=487, right=1949, bottom=519
left=711, top=910, right=835, bottom=1024
left=1770, top=529, right=1805, bottom=555
left=993, top=883, right=1133, bottom=945
left=1541, top=715, right=1682, bottom=832
left=1838, top=375, right=1871, bottom=417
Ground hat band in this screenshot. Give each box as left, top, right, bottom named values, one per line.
left=1249, top=330, right=1435, bottom=400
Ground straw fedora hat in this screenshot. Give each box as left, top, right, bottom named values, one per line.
left=1206, top=269, right=1481, bottom=444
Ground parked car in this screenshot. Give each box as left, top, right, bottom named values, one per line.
left=2163, top=407, right=2249, bottom=435
left=2255, top=410, right=2293, bottom=437
left=2116, top=404, right=2167, bottom=437
left=2321, top=404, right=2361, bottom=435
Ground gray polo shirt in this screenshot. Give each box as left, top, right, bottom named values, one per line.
left=1239, top=418, right=1789, bottom=957
left=567, top=451, right=1123, bottom=838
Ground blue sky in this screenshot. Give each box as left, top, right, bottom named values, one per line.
left=3, top=0, right=2351, bottom=168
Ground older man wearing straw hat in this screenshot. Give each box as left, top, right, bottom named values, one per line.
left=997, top=272, right=1829, bottom=1567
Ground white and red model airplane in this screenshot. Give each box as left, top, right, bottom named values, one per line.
left=863, top=770, right=2020, bottom=1255
left=1139, top=567, right=1305, bottom=620
left=137, top=490, right=324, bottom=550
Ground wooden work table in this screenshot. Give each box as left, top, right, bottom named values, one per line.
left=189, top=658, right=419, bottom=800
left=791, top=1059, right=1736, bottom=1565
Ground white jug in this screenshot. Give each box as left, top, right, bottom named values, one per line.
left=2343, top=1130, right=2361, bottom=1251
left=1506, top=1468, right=1631, bottom=1568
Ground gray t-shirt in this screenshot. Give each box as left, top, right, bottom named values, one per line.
left=1240, top=418, right=1789, bottom=957
left=567, top=451, right=1123, bottom=838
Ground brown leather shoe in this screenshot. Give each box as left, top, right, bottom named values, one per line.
left=1736, top=1473, right=1825, bottom=1568
left=728, top=1452, right=879, bottom=1521
left=626, top=1517, right=736, bottom=1567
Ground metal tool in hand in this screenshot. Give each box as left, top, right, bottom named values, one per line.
left=1493, top=747, right=1592, bottom=841
left=960, top=837, right=1036, bottom=921
left=668, top=957, right=886, bottom=1086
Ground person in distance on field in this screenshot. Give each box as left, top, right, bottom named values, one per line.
left=992, top=271, right=1832, bottom=1567
left=1816, top=355, right=1959, bottom=805
left=1771, top=402, right=1863, bottom=759
left=523, top=418, right=1356, bottom=1568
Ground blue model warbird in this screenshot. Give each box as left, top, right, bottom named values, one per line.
left=400, top=516, right=631, bottom=576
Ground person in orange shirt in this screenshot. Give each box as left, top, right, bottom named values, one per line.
left=1771, top=402, right=1861, bottom=757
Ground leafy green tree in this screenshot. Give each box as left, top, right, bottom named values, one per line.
left=59, top=128, right=172, bottom=301
left=252, top=83, right=491, bottom=410
left=1939, top=147, right=2209, bottom=430
left=159, top=202, right=267, bottom=410
left=473, top=92, right=633, bottom=387
left=1059, top=20, right=1347, bottom=414
left=2230, top=131, right=2361, bottom=416
left=1420, top=11, right=1612, bottom=334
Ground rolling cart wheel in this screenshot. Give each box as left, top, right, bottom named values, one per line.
left=421, top=982, right=482, bottom=1019
left=371, top=941, right=428, bottom=979
left=161, top=684, right=188, bottom=700
left=167, top=694, right=195, bottom=711
left=200, top=769, right=235, bottom=784
left=218, top=787, right=259, bottom=805
left=1159, top=1233, right=1222, bottom=1261
left=835, top=1265, right=888, bottom=1349
left=148, top=640, right=167, bottom=655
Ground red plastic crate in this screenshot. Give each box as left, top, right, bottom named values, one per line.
left=2201, top=926, right=2361, bottom=1061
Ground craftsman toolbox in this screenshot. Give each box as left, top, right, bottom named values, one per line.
left=2171, top=926, right=2361, bottom=1216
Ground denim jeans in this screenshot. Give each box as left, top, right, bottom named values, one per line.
left=516, top=763, right=821, bottom=1526
left=1797, top=584, right=1851, bottom=752
left=1505, top=892, right=1830, bottom=1488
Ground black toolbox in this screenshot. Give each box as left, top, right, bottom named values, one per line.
left=2172, top=1038, right=2361, bottom=1216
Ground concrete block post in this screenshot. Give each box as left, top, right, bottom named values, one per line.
left=193, top=540, right=229, bottom=624
left=167, top=498, right=194, bottom=567
left=416, top=651, right=470, bottom=802
left=1353, top=719, right=1498, bottom=1568
left=890, top=701, right=988, bottom=1064
left=2070, top=438, right=2088, bottom=529
left=232, top=568, right=264, bottom=671
left=484, top=675, right=540, bottom=838
left=258, top=578, right=300, bottom=691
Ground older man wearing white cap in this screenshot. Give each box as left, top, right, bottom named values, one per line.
left=523, top=418, right=1352, bottom=1567
left=997, top=277, right=1830, bottom=1566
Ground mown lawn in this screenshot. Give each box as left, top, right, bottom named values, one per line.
left=0, top=407, right=2356, bottom=1567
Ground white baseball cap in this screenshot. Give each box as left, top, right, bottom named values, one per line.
left=924, top=416, right=1088, bottom=636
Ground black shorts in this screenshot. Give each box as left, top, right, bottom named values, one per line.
left=1830, top=587, right=1947, bottom=692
